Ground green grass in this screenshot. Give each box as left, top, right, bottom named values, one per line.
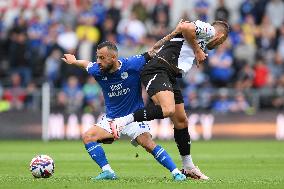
left=0, top=140, right=284, bottom=189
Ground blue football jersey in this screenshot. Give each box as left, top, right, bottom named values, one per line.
left=86, top=54, right=146, bottom=119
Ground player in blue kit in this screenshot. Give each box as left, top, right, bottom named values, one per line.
left=61, top=21, right=187, bottom=181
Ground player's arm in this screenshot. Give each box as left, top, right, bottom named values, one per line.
left=179, top=22, right=207, bottom=65
left=61, top=54, right=90, bottom=69
left=147, top=19, right=186, bottom=58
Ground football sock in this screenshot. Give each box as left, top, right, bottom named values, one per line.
left=102, top=164, right=114, bottom=173
left=181, top=155, right=195, bottom=170
left=133, top=105, right=164, bottom=122
left=151, top=145, right=176, bottom=172
left=174, top=128, right=195, bottom=169
left=171, top=168, right=181, bottom=175
left=85, top=142, right=109, bottom=169
left=174, top=128, right=191, bottom=156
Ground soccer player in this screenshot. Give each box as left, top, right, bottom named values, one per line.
left=111, top=20, right=230, bottom=180
left=61, top=21, right=187, bottom=181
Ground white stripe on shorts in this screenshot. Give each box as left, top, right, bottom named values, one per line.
left=145, top=74, right=157, bottom=92
left=170, top=38, right=184, bottom=41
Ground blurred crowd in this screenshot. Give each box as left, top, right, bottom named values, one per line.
left=0, top=0, right=284, bottom=114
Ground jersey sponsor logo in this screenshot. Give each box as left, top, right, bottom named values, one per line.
left=102, top=76, right=107, bottom=80
left=108, top=83, right=130, bottom=97
left=121, top=72, right=128, bottom=79
left=110, top=83, right=123, bottom=91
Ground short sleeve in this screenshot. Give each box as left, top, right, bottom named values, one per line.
left=127, top=54, right=147, bottom=71
left=194, top=20, right=215, bottom=40
left=86, top=62, right=98, bottom=75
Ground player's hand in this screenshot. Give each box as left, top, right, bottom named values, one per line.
left=61, top=54, right=76, bottom=64
left=195, top=49, right=208, bottom=67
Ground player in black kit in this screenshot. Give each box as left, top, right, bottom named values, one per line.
left=111, top=20, right=229, bottom=180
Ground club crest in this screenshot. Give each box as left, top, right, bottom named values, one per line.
left=121, top=72, right=128, bottom=79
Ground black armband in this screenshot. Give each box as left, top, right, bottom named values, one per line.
left=142, top=52, right=152, bottom=62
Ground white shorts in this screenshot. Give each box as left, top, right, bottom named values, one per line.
left=96, top=115, right=151, bottom=146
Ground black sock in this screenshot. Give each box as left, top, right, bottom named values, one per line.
left=133, top=105, right=164, bottom=122
left=174, top=128, right=191, bottom=156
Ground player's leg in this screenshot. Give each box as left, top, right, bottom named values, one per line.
left=170, top=103, right=209, bottom=180
left=135, top=132, right=185, bottom=181
left=124, top=121, right=186, bottom=181
left=135, top=69, right=177, bottom=120
left=82, top=117, right=117, bottom=180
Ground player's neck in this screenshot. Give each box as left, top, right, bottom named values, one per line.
left=108, top=60, right=121, bottom=73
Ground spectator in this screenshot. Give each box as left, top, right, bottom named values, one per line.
left=241, top=14, right=257, bottom=47
left=230, top=92, right=250, bottom=113
left=209, top=42, right=234, bottom=87
left=265, top=0, right=284, bottom=29
left=8, top=21, right=31, bottom=86
left=235, top=63, right=254, bottom=90
left=3, top=73, right=26, bottom=110
left=131, top=0, right=148, bottom=22
left=268, top=53, right=284, bottom=86
left=272, top=75, right=284, bottom=109
left=91, top=0, right=107, bottom=27
left=194, top=0, right=210, bottom=22
left=253, top=58, right=269, bottom=88
left=44, top=49, right=62, bottom=86
left=58, top=76, right=83, bottom=114
left=255, top=15, right=276, bottom=55
left=106, top=0, right=121, bottom=32
left=212, top=89, right=233, bottom=114
left=25, top=81, right=37, bottom=110
left=185, top=89, right=200, bottom=110
left=150, top=10, right=170, bottom=40
left=57, top=24, right=78, bottom=53
left=239, top=0, right=255, bottom=22
left=117, top=11, right=147, bottom=43
left=76, top=12, right=100, bottom=61
left=252, top=0, right=267, bottom=25
left=152, top=0, right=170, bottom=27
left=233, top=33, right=256, bottom=66
left=27, top=11, right=46, bottom=75
left=277, top=24, right=284, bottom=60
left=214, top=0, right=230, bottom=22
left=83, top=76, right=102, bottom=114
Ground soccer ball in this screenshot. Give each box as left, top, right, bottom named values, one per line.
left=29, top=155, right=55, bottom=178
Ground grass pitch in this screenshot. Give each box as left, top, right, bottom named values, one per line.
left=0, top=140, right=283, bottom=189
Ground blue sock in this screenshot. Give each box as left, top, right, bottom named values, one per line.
left=85, top=142, right=108, bottom=168
left=152, top=145, right=177, bottom=172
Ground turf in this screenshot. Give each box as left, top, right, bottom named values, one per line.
left=0, top=140, right=283, bottom=189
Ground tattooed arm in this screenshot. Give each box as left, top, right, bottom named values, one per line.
left=147, top=20, right=187, bottom=58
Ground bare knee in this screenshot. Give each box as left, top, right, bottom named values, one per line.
left=152, top=91, right=175, bottom=117
left=136, top=133, right=156, bottom=153
left=82, top=130, right=97, bottom=144
left=161, top=105, right=175, bottom=117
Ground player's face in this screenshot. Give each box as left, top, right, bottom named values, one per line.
left=206, top=33, right=227, bottom=50
left=96, top=47, right=116, bottom=73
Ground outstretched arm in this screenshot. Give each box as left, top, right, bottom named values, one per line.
left=61, top=54, right=90, bottom=69
left=147, top=19, right=187, bottom=57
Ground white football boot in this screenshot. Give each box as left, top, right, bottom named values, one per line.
left=181, top=166, right=209, bottom=180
